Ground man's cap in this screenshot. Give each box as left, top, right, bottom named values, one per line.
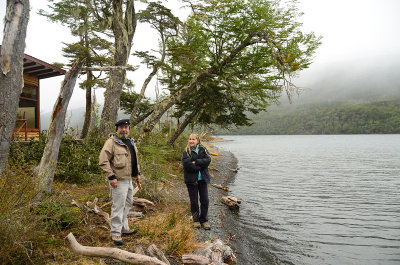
left=115, top=119, right=130, bottom=127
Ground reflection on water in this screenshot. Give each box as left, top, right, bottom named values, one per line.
left=215, top=135, right=400, bottom=265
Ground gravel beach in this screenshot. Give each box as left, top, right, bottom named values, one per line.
left=171, top=140, right=239, bottom=251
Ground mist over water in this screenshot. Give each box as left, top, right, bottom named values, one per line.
left=215, top=135, right=400, bottom=265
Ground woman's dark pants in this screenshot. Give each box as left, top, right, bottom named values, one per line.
left=186, top=180, right=209, bottom=223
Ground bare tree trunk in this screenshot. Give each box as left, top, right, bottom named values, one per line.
left=132, top=108, right=154, bottom=127
left=0, top=0, right=30, bottom=174
left=38, top=61, right=84, bottom=193
left=80, top=78, right=92, bottom=139
left=137, top=72, right=209, bottom=144
left=129, top=67, right=158, bottom=125
left=129, top=43, right=166, bottom=125
left=168, top=109, right=199, bottom=146
left=99, top=0, right=136, bottom=134
left=88, top=91, right=97, bottom=133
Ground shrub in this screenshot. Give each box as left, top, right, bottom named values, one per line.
left=0, top=162, right=47, bottom=264
left=56, top=132, right=105, bottom=184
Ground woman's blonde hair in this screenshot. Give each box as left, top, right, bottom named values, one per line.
left=185, top=133, right=201, bottom=158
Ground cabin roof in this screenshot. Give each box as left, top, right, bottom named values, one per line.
left=23, top=54, right=66, bottom=79
left=0, top=45, right=66, bottom=79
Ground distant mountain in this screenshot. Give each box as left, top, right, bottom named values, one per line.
left=214, top=100, right=400, bottom=135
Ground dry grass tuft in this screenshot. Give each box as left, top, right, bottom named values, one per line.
left=135, top=203, right=203, bottom=256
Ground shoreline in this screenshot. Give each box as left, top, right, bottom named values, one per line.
left=195, top=141, right=239, bottom=249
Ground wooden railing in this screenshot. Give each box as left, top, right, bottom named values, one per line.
left=13, top=119, right=28, bottom=141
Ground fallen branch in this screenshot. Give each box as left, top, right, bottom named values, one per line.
left=71, top=200, right=91, bottom=212
left=229, top=168, right=239, bottom=173
left=99, top=200, right=113, bottom=209
left=147, top=244, right=170, bottom=265
left=221, top=196, right=242, bottom=210
left=66, top=233, right=168, bottom=265
left=128, top=211, right=145, bottom=219
left=211, top=184, right=229, bottom=191
left=133, top=197, right=155, bottom=207
left=86, top=198, right=111, bottom=226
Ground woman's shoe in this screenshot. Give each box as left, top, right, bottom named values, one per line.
left=193, top=222, right=201, bottom=228
left=201, top=222, right=211, bottom=230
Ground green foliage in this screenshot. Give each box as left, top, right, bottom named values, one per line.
left=216, top=100, right=400, bottom=135
left=9, top=131, right=106, bottom=184
left=120, top=89, right=153, bottom=118
left=8, top=132, right=47, bottom=165
left=33, top=201, right=80, bottom=230
left=56, top=133, right=105, bottom=184
left=163, top=0, right=321, bottom=131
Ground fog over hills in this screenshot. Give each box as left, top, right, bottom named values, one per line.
left=40, top=55, right=400, bottom=131
left=287, top=54, right=400, bottom=106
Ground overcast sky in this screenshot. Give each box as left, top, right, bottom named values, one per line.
left=1, top=0, right=399, bottom=114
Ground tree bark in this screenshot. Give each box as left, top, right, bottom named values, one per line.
left=37, top=60, right=84, bottom=193
left=88, top=91, right=98, bottom=133
left=0, top=0, right=30, bottom=174
left=80, top=79, right=92, bottom=139
left=137, top=72, right=210, bottom=144
left=99, top=0, right=136, bottom=134
left=168, top=109, right=199, bottom=146
left=66, top=232, right=168, bottom=265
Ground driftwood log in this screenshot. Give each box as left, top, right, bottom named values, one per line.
left=147, top=244, right=170, bottom=265
left=182, top=239, right=236, bottom=265
left=221, top=196, right=242, bottom=210
left=181, top=254, right=210, bottom=265
left=211, top=184, right=229, bottom=191
left=66, top=233, right=168, bottom=265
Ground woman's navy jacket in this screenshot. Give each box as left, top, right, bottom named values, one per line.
left=182, top=146, right=211, bottom=184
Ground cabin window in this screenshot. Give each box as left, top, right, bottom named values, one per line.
left=18, top=85, right=38, bottom=129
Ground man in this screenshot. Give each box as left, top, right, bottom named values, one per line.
left=99, top=119, right=141, bottom=246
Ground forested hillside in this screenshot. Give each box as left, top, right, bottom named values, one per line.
left=216, top=100, right=400, bottom=135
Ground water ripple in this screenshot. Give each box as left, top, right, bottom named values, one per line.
left=216, top=135, right=400, bottom=265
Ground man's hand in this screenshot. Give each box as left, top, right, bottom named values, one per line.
left=110, top=179, right=118, bottom=188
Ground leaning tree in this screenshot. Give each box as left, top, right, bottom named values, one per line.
left=136, top=0, right=321, bottom=143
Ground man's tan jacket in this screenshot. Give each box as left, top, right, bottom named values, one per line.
left=99, top=134, right=140, bottom=180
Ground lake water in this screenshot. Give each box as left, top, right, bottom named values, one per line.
left=214, top=135, right=400, bottom=265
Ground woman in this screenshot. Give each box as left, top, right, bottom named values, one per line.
left=182, top=133, right=212, bottom=230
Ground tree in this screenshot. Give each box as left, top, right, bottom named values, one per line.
left=137, top=0, right=321, bottom=143
left=38, top=60, right=84, bottom=193
left=97, top=0, right=137, bottom=134
left=0, top=0, right=30, bottom=173
left=128, top=2, right=180, bottom=125
left=39, top=0, right=112, bottom=139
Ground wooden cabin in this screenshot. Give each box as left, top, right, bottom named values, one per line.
left=9, top=47, right=66, bottom=140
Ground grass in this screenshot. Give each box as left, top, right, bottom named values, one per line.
left=1, top=131, right=203, bottom=264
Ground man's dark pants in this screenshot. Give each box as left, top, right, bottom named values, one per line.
left=186, top=180, right=209, bottom=223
